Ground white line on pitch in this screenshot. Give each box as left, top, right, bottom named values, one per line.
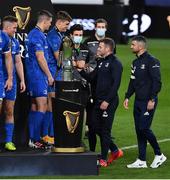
left=121, top=138, right=170, bottom=150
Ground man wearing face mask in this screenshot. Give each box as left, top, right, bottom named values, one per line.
left=83, top=18, right=108, bottom=70
left=69, top=24, right=89, bottom=81
left=83, top=19, right=108, bottom=152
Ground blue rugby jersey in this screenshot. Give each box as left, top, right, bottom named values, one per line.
left=25, top=27, right=49, bottom=80
left=0, top=30, right=11, bottom=80
left=46, top=27, right=64, bottom=79
left=2, top=37, right=20, bottom=81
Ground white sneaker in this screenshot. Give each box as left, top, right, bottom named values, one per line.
left=150, top=153, right=167, bottom=168
left=127, top=159, right=148, bottom=168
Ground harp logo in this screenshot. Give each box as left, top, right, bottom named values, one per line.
left=63, top=111, right=80, bottom=133
left=13, top=6, right=31, bottom=30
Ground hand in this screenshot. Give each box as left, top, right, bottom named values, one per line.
left=20, top=81, right=26, bottom=93
left=147, top=100, right=155, bottom=110
left=48, top=76, right=54, bottom=86
left=123, top=98, right=129, bottom=109
left=100, top=101, right=109, bottom=110
left=5, top=78, right=13, bottom=91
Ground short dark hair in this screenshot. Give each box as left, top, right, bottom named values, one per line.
left=56, top=11, right=72, bottom=22
left=37, top=10, right=53, bottom=23
left=94, top=18, right=108, bottom=28
left=3, top=15, right=18, bottom=23
left=99, top=37, right=115, bottom=51
left=70, top=24, right=83, bottom=34
left=131, top=35, right=147, bottom=43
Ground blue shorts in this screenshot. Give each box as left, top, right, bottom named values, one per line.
left=27, top=79, right=48, bottom=98
left=4, top=82, right=17, bottom=101
left=48, top=84, right=55, bottom=93
left=48, top=66, right=56, bottom=93
left=0, top=81, right=5, bottom=100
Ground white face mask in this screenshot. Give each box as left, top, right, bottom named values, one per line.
left=73, top=36, right=83, bottom=44
left=96, top=28, right=106, bottom=37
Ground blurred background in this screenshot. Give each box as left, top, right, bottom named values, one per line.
left=51, top=0, right=170, bottom=44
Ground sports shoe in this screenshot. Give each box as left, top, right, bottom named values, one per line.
left=5, top=142, right=16, bottom=151
left=107, top=149, right=123, bottom=164
left=99, top=159, right=108, bottom=167
left=127, top=159, right=148, bottom=168
left=42, top=135, right=54, bottom=145
left=28, top=139, right=46, bottom=149
left=150, top=153, right=167, bottom=168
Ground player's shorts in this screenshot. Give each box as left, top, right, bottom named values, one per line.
left=27, top=78, right=48, bottom=98
left=48, top=66, right=56, bottom=93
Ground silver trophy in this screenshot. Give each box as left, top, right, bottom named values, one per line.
left=59, top=36, right=73, bottom=81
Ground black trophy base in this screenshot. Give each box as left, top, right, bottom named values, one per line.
left=0, top=147, right=98, bottom=176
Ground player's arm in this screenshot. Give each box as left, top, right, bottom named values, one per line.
left=15, top=54, right=26, bottom=92
left=4, top=51, right=13, bottom=91
left=36, top=51, right=54, bottom=85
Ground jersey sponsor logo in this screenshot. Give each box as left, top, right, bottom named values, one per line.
left=144, top=111, right=149, bottom=116
left=152, top=64, right=160, bottom=68
left=37, top=43, right=42, bottom=47
left=98, top=62, right=102, bottom=68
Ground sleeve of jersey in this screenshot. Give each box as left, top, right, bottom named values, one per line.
left=2, top=32, right=11, bottom=53
left=33, top=36, right=44, bottom=52
left=149, top=59, right=162, bottom=99
left=47, top=35, right=60, bottom=52
left=125, top=63, right=135, bottom=99
left=105, top=60, right=123, bottom=103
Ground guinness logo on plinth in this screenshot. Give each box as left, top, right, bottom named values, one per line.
left=63, top=111, right=80, bottom=133
left=13, top=6, right=31, bottom=30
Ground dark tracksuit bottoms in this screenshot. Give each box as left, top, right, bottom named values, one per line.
left=93, top=97, right=119, bottom=160
left=134, top=99, right=161, bottom=161
left=86, top=100, right=97, bottom=152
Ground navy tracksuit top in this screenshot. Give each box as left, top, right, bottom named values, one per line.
left=81, top=53, right=123, bottom=104
left=125, top=51, right=162, bottom=101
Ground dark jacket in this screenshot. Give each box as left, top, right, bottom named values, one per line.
left=80, top=53, right=123, bottom=104
left=125, top=51, right=162, bottom=101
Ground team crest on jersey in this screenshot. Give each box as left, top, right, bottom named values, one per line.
left=105, top=63, right=109, bottom=68
left=141, top=64, right=145, bottom=69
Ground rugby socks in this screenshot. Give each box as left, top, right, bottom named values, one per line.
left=34, top=111, right=45, bottom=142
left=49, top=112, right=54, bottom=137
left=5, top=122, right=14, bottom=143
left=42, top=111, right=51, bottom=137
left=28, top=111, right=35, bottom=141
